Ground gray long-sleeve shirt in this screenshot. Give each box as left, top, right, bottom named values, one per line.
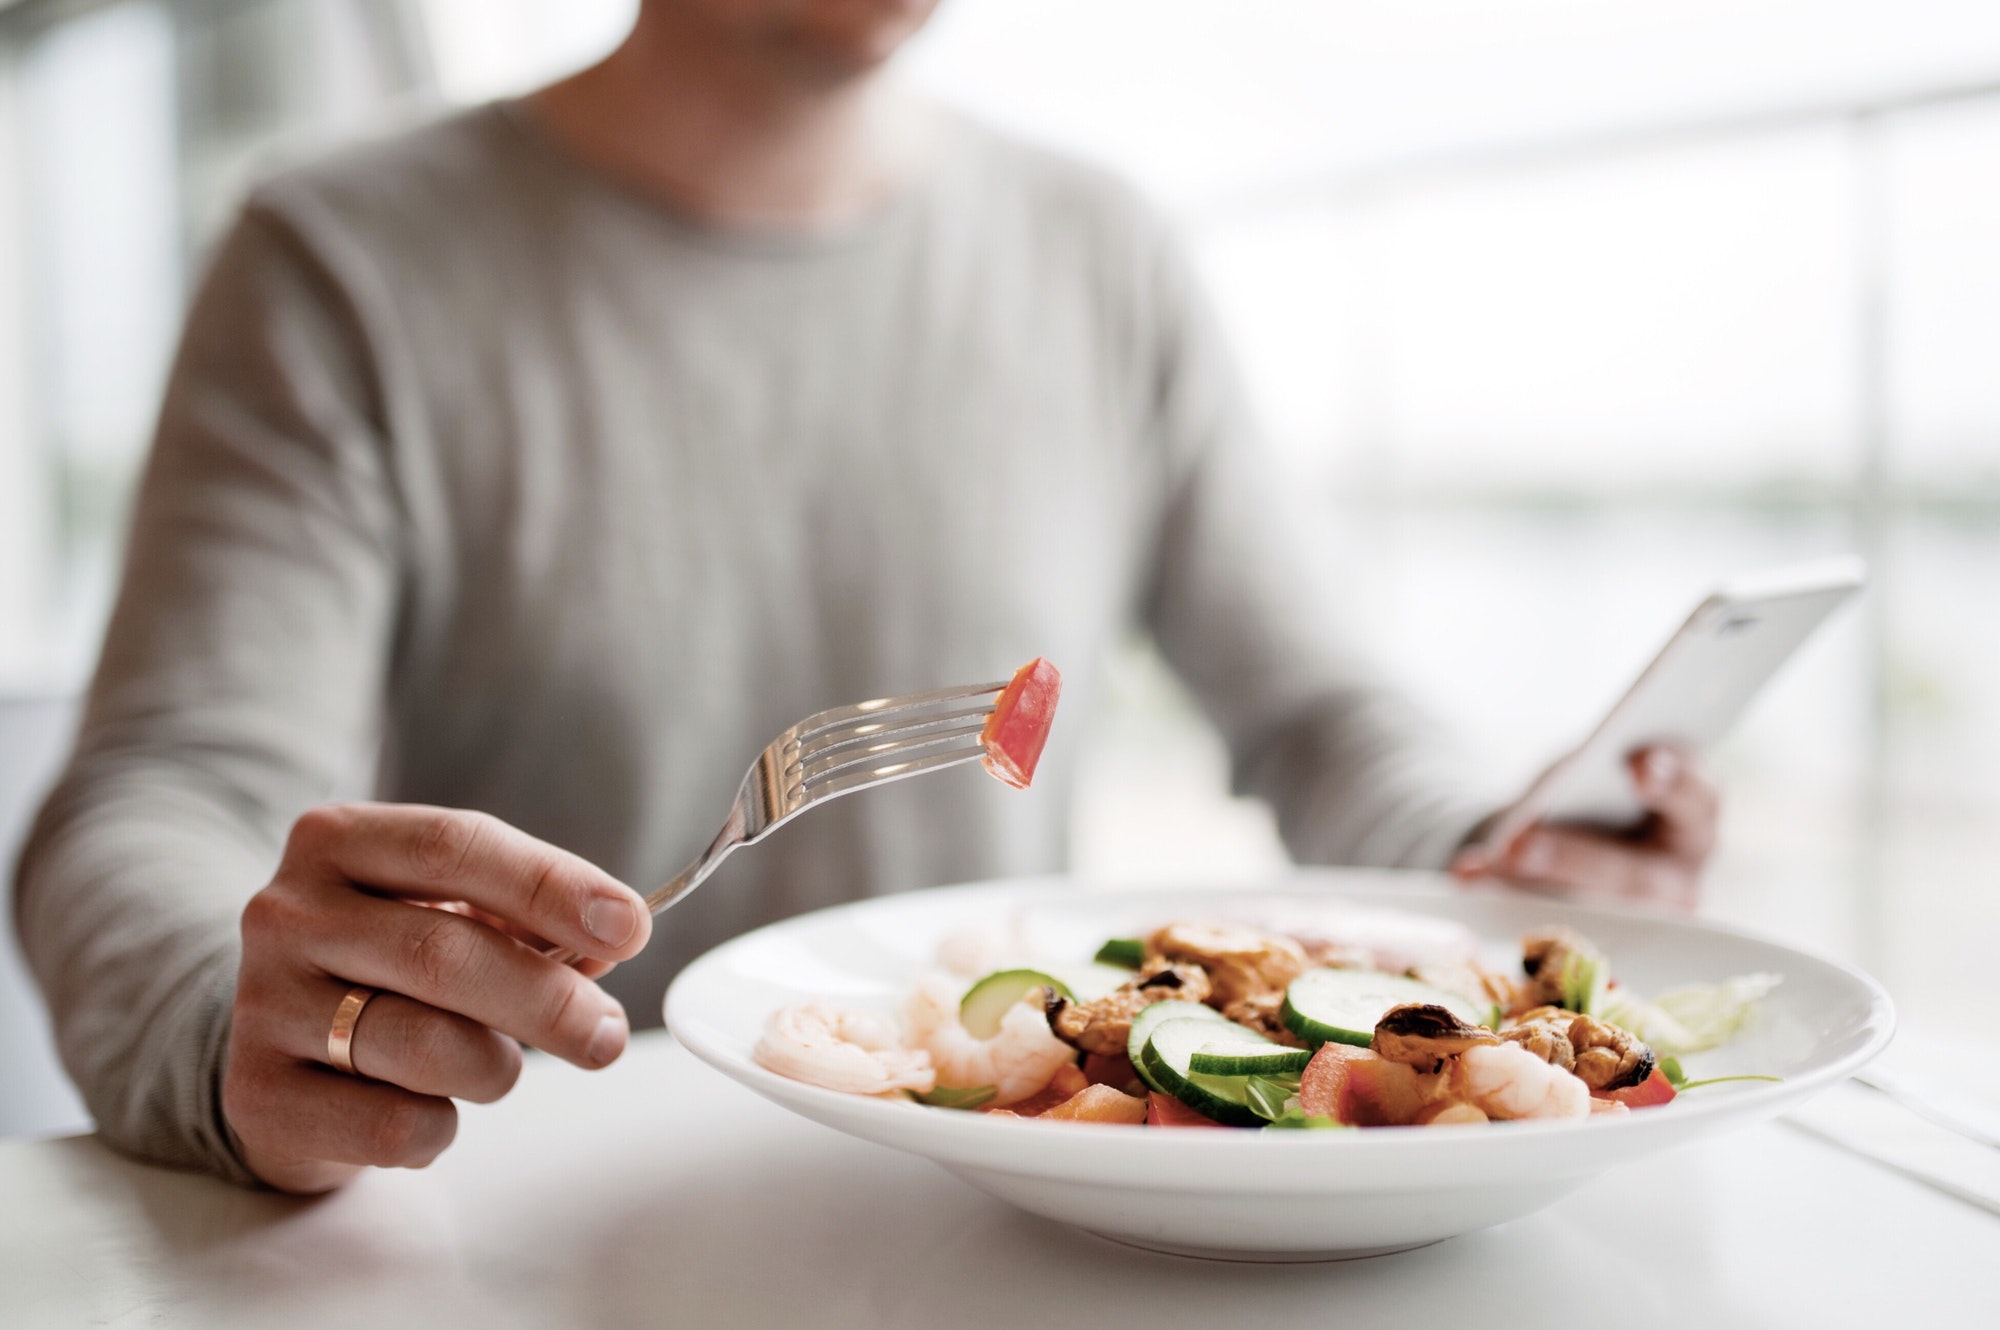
left=13, top=103, right=1490, bottom=1183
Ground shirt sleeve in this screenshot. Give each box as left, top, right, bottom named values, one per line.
left=1135, top=221, right=1503, bottom=870
left=11, top=199, right=401, bottom=1183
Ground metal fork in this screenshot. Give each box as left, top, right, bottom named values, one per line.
left=547, top=678, right=1006, bottom=964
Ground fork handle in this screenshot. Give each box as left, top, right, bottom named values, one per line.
left=543, top=807, right=749, bottom=967
left=638, top=857, right=711, bottom=916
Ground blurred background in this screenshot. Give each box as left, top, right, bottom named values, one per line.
left=1, top=0, right=1996, bottom=1135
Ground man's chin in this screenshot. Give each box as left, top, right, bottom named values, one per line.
left=795, top=0, right=939, bottom=77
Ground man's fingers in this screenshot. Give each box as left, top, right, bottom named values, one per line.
left=256, top=978, right=524, bottom=1102
left=345, top=993, right=524, bottom=1103
left=1461, top=748, right=1717, bottom=908
left=226, top=1052, right=458, bottom=1174
left=1629, top=746, right=1719, bottom=863
left=1501, top=826, right=1697, bottom=909
left=286, top=803, right=650, bottom=964
left=227, top=803, right=639, bottom=1191
left=301, top=890, right=630, bottom=1071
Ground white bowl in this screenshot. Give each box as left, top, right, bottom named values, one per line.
left=665, top=871, right=1893, bottom=1261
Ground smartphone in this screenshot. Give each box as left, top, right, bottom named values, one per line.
left=1472, top=556, right=1866, bottom=853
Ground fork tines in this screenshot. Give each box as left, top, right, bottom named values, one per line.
left=790, top=680, right=1006, bottom=796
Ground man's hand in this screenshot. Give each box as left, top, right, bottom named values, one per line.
left=1450, top=746, right=1719, bottom=910
left=223, top=803, right=652, bottom=1193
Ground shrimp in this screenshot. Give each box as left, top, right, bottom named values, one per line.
left=933, top=911, right=1031, bottom=977
left=1422, top=1102, right=1491, bottom=1127
left=904, top=973, right=1077, bottom=1105
left=934, top=929, right=1003, bottom=978
left=754, top=1001, right=937, bottom=1096
left=1449, top=1042, right=1591, bottom=1120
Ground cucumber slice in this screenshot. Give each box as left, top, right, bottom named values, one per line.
left=1047, top=961, right=1142, bottom=1002
left=959, top=969, right=1072, bottom=1040
left=1140, top=1017, right=1267, bottom=1127
left=1187, top=1034, right=1312, bottom=1077
left=1281, top=968, right=1488, bottom=1048
left=1126, top=1000, right=1233, bottom=1094
left=1139, top=1045, right=1262, bottom=1128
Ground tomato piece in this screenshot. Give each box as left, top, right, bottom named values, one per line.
left=1082, top=1052, right=1143, bottom=1094
left=1300, top=1043, right=1426, bottom=1126
left=1596, top=1067, right=1677, bottom=1109
left=980, top=658, right=1062, bottom=789
left=984, top=1061, right=1087, bottom=1117
left=1049, top=1062, right=1089, bottom=1098
left=1299, top=1043, right=1375, bottom=1122
left=1146, top=1091, right=1229, bottom=1128
left=993, top=1085, right=1067, bottom=1117
left=1299, top=1044, right=1355, bottom=1119
left=1349, top=1058, right=1428, bottom=1125
left=1041, top=1084, right=1149, bottom=1124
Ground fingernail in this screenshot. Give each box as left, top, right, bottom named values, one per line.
left=1644, top=748, right=1679, bottom=792
left=585, top=896, right=640, bottom=947
left=586, top=1013, right=626, bottom=1068
left=1513, top=834, right=1553, bottom=876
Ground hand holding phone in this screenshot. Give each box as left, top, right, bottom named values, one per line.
left=1454, top=743, right=1720, bottom=907
left=1457, top=557, right=1865, bottom=897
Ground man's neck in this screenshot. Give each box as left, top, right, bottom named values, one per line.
left=530, top=11, right=927, bottom=231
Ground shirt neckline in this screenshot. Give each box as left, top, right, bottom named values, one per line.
left=489, top=95, right=951, bottom=260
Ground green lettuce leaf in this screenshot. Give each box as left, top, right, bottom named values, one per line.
left=1093, top=938, right=1146, bottom=969
left=1243, top=1074, right=1302, bottom=1123
left=1599, top=973, right=1781, bottom=1055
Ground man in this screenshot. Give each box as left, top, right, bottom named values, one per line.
left=14, top=0, right=1716, bottom=1193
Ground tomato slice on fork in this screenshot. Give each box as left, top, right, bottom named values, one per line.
left=981, top=658, right=1062, bottom=789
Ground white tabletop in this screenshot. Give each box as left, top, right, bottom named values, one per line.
left=2, top=1032, right=1993, bottom=1330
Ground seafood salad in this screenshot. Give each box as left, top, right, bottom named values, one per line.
left=753, top=911, right=1781, bottom=1129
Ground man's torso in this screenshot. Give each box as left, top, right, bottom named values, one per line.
left=256, top=105, right=1185, bottom=1015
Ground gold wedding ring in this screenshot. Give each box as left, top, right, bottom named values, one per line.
left=327, top=985, right=378, bottom=1076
